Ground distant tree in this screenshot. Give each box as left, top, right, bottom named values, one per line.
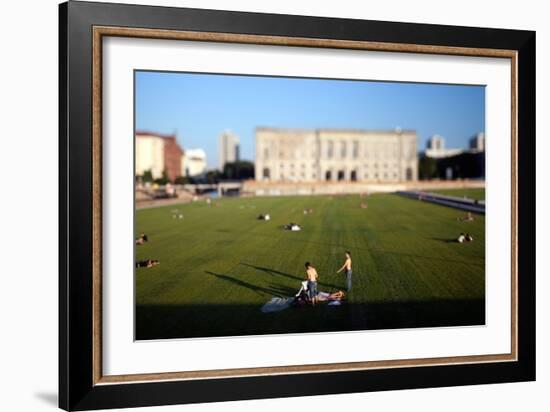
left=142, top=169, right=153, bottom=183
left=174, top=176, right=189, bottom=185
left=223, top=161, right=255, bottom=180
left=418, top=156, right=438, bottom=180
left=205, top=170, right=223, bottom=183
left=154, top=169, right=170, bottom=185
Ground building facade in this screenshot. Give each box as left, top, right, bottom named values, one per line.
left=469, top=132, right=485, bottom=152
left=218, top=130, right=240, bottom=170
left=420, top=133, right=486, bottom=180
left=136, top=131, right=184, bottom=181
left=255, top=128, right=417, bottom=182
left=425, top=135, right=463, bottom=158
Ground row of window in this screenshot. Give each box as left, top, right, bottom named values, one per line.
left=263, top=169, right=401, bottom=180
left=276, top=163, right=401, bottom=170
left=262, top=142, right=403, bottom=160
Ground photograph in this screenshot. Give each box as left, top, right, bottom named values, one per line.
left=134, top=71, right=487, bottom=340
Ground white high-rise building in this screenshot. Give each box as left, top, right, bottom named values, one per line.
left=469, top=132, right=485, bottom=152
left=219, top=130, right=240, bottom=170
left=183, top=149, right=207, bottom=177
left=425, top=135, right=463, bottom=159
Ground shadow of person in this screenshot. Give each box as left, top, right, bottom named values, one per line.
left=240, top=262, right=341, bottom=290
left=430, top=237, right=457, bottom=243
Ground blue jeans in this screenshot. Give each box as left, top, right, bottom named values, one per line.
left=345, top=270, right=352, bottom=292
left=308, top=281, right=318, bottom=300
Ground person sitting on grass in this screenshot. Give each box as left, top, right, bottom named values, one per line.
left=305, top=262, right=319, bottom=306
left=135, top=233, right=148, bottom=245
left=457, top=212, right=474, bottom=222
left=135, top=259, right=159, bottom=268
left=465, top=233, right=474, bottom=242
left=457, top=233, right=466, bottom=243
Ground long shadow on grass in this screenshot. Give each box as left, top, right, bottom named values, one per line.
left=240, top=262, right=342, bottom=290
left=135, top=298, right=485, bottom=340
left=205, top=271, right=296, bottom=298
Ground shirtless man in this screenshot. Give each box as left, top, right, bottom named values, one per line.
left=305, top=262, right=319, bottom=306
left=337, top=251, right=353, bottom=292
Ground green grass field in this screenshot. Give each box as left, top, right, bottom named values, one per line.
left=135, top=194, right=485, bottom=340
left=430, top=188, right=485, bottom=201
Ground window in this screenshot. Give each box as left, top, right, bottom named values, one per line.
left=325, top=170, right=332, bottom=181
left=263, top=148, right=269, bottom=160
left=327, top=141, right=334, bottom=159
left=340, top=142, right=347, bottom=158
left=337, top=170, right=345, bottom=181
left=262, top=168, right=270, bottom=179
left=351, top=170, right=357, bottom=181
left=352, top=141, right=359, bottom=159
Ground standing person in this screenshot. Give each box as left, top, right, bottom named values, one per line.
left=337, top=251, right=353, bottom=292
left=305, top=262, right=319, bottom=306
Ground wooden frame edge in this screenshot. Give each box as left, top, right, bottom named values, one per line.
left=91, top=26, right=519, bottom=386
left=92, top=27, right=103, bottom=385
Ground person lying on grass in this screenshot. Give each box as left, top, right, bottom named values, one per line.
left=457, top=212, right=474, bottom=222
left=316, top=291, right=346, bottom=302
left=135, top=233, right=148, bottom=245
left=135, top=259, right=159, bottom=268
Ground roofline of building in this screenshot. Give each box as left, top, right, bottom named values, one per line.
left=255, top=126, right=416, bottom=135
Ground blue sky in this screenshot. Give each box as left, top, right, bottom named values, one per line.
left=135, top=71, right=485, bottom=169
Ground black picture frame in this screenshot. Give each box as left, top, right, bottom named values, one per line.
left=59, top=1, right=536, bottom=410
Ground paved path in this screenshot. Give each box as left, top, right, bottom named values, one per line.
left=397, top=191, right=485, bottom=214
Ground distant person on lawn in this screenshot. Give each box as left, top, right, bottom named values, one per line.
left=135, top=233, right=148, bottom=245
left=305, top=262, right=319, bottom=306
left=135, top=259, right=159, bottom=268
left=337, top=251, right=353, bottom=292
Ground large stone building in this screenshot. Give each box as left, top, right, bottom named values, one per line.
left=135, top=131, right=184, bottom=181
left=218, top=130, right=240, bottom=170
left=255, top=127, right=417, bottom=182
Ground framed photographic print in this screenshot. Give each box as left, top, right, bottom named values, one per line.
left=59, top=1, right=536, bottom=410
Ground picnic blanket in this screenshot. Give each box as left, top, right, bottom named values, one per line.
left=261, top=297, right=295, bottom=313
